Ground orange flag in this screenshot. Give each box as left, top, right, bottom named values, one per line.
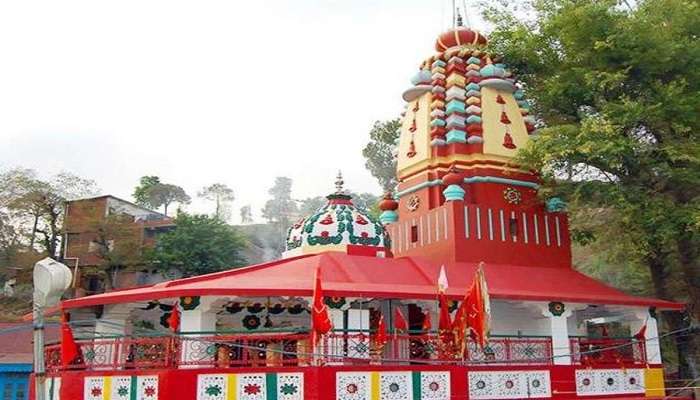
left=453, top=263, right=491, bottom=351
left=312, top=266, right=333, bottom=336
left=167, top=302, right=180, bottom=333
left=60, top=313, right=80, bottom=367
left=421, top=310, right=432, bottom=332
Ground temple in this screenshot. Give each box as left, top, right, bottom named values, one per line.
left=35, top=23, right=682, bottom=400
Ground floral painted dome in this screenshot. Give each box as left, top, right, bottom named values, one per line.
left=283, top=176, right=391, bottom=258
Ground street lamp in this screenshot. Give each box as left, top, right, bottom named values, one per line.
left=33, top=258, right=72, bottom=400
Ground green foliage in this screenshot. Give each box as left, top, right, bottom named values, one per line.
left=198, top=183, right=235, bottom=221
left=261, top=177, right=298, bottom=226
left=300, top=192, right=381, bottom=219
left=132, top=176, right=191, bottom=216
left=146, top=213, right=247, bottom=277
left=0, top=168, right=99, bottom=257
left=482, top=0, right=700, bottom=376
left=133, top=176, right=161, bottom=207
left=239, top=205, right=253, bottom=224
left=362, top=119, right=401, bottom=192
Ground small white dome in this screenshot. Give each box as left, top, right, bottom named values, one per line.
left=283, top=192, right=390, bottom=258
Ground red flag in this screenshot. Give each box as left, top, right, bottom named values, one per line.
left=394, top=308, right=408, bottom=334
left=634, top=322, right=647, bottom=341
left=438, top=292, right=452, bottom=332
left=454, top=264, right=491, bottom=350
left=374, top=313, right=388, bottom=347
left=312, top=266, right=332, bottom=336
left=167, top=302, right=180, bottom=332
left=60, top=313, right=79, bottom=367
left=421, top=310, right=432, bottom=332
left=467, top=266, right=490, bottom=348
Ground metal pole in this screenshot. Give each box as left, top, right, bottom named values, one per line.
left=33, top=300, right=46, bottom=400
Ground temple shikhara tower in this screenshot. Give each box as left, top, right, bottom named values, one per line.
left=34, top=15, right=682, bottom=400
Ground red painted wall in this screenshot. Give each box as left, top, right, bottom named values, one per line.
left=33, top=364, right=662, bottom=400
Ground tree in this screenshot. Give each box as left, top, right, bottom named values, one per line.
left=146, top=213, right=247, bottom=277
left=481, top=0, right=700, bottom=377
left=362, top=119, right=401, bottom=192
left=261, top=177, right=297, bottom=227
left=198, top=183, right=235, bottom=221
left=300, top=192, right=380, bottom=217
left=299, top=196, right=325, bottom=216
left=149, top=184, right=190, bottom=216
left=239, top=205, right=253, bottom=224
left=0, top=168, right=99, bottom=257
left=132, top=176, right=191, bottom=216
left=133, top=177, right=191, bottom=216
left=85, top=212, right=143, bottom=290
left=133, top=176, right=161, bottom=208
left=261, top=177, right=298, bottom=255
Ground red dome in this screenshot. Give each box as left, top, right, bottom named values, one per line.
left=435, top=27, right=488, bottom=52
left=378, top=193, right=399, bottom=211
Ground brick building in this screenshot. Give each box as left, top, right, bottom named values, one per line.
left=62, top=195, right=176, bottom=295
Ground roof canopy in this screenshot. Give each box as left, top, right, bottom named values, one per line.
left=63, top=252, right=682, bottom=310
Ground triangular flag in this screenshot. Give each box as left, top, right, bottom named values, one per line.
left=312, top=266, right=333, bottom=336
left=421, top=310, right=432, bottom=332
left=394, top=307, right=408, bottom=334
left=60, top=313, right=80, bottom=367
left=438, top=265, right=449, bottom=293
left=438, top=291, right=452, bottom=331
left=167, top=302, right=180, bottom=332
left=374, top=313, right=388, bottom=347
left=634, top=321, right=647, bottom=340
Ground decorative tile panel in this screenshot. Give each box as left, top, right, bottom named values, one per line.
left=468, top=370, right=551, bottom=399
left=337, top=372, right=371, bottom=400
left=419, top=371, right=450, bottom=400
left=277, top=373, right=304, bottom=400
left=379, top=372, right=412, bottom=400
left=575, top=369, right=644, bottom=396
left=110, top=376, right=133, bottom=400
left=197, top=374, right=227, bottom=400
left=84, top=377, right=105, bottom=400
left=336, top=371, right=451, bottom=400
left=196, top=373, right=304, bottom=400
left=137, top=375, right=159, bottom=400
left=85, top=376, right=160, bottom=400
left=237, top=373, right=267, bottom=400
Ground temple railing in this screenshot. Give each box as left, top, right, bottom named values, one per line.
left=570, top=337, right=646, bottom=366
left=44, top=331, right=645, bottom=372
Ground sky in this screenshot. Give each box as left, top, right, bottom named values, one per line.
left=0, top=0, right=487, bottom=223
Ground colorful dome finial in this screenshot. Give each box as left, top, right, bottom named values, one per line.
left=334, top=170, right=345, bottom=194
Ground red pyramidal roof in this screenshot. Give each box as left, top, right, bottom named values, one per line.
left=63, top=252, right=682, bottom=310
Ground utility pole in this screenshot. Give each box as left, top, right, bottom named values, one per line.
left=33, top=258, right=72, bottom=400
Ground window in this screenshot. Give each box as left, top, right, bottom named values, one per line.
left=15, top=384, right=25, bottom=400
left=509, top=217, right=518, bottom=240
left=411, top=225, right=419, bottom=243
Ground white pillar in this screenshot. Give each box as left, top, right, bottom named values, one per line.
left=630, top=308, right=661, bottom=364
left=179, top=297, right=218, bottom=368
left=541, top=303, right=573, bottom=365
left=93, top=304, right=130, bottom=369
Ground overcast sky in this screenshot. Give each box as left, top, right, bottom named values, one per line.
left=0, top=0, right=486, bottom=223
